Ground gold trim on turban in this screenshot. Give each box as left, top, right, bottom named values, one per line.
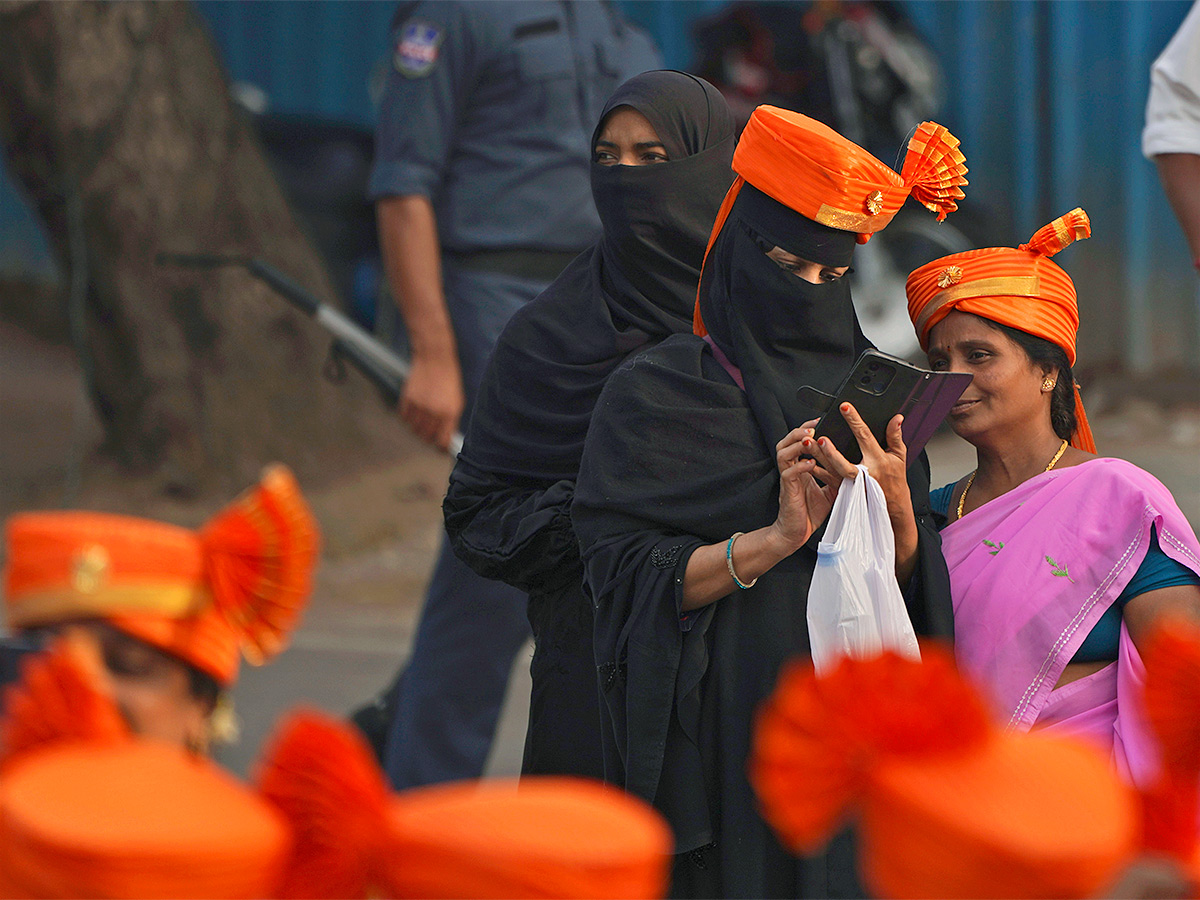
left=914, top=276, right=1041, bottom=337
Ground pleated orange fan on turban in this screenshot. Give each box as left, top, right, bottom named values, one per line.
left=905, top=208, right=1096, bottom=452
left=694, top=105, right=967, bottom=337
left=2, top=464, right=319, bottom=686
left=0, top=635, right=128, bottom=770
left=750, top=648, right=1139, bottom=899
left=257, top=709, right=674, bottom=899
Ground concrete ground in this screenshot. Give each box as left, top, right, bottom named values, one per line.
left=2, top=317, right=1198, bottom=780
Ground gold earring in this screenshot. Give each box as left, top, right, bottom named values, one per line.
left=1042, top=377, right=1055, bottom=392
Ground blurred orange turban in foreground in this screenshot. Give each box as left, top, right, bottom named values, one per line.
left=694, top=105, right=967, bottom=336
left=257, top=709, right=674, bottom=899
left=0, top=647, right=672, bottom=900
left=1139, top=617, right=1200, bottom=883
left=906, top=208, right=1096, bottom=452
left=3, top=464, right=319, bottom=686
left=0, top=742, right=291, bottom=900
left=750, top=647, right=1139, bottom=899
left=0, top=642, right=289, bottom=899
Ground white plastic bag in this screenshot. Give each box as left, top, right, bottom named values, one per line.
left=807, top=464, right=921, bottom=674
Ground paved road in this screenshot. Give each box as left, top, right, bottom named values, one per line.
left=217, top=600, right=533, bottom=779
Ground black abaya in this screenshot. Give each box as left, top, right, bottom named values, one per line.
left=443, top=71, right=736, bottom=779
left=572, top=182, right=954, bottom=897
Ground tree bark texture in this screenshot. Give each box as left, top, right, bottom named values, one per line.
left=0, top=0, right=400, bottom=494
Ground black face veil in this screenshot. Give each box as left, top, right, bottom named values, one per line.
left=590, top=70, right=737, bottom=335
left=697, top=183, right=869, bottom=446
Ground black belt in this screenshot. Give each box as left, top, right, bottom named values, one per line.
left=446, top=247, right=584, bottom=282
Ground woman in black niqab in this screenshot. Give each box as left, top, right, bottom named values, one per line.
left=571, top=107, right=963, bottom=897
left=443, top=70, right=736, bottom=780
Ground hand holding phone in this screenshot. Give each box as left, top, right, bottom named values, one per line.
left=795, top=349, right=972, bottom=467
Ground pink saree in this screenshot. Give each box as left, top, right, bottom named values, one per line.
left=942, top=457, right=1200, bottom=787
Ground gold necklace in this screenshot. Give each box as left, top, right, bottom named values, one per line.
left=956, top=439, right=1068, bottom=521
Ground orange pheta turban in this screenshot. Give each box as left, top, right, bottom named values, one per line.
left=1139, top=618, right=1200, bottom=881
left=0, top=642, right=290, bottom=899
left=695, top=105, right=968, bottom=336
left=750, top=647, right=1139, bottom=899
left=906, top=208, right=1095, bottom=452
left=2, top=464, right=319, bottom=686
left=257, top=710, right=674, bottom=899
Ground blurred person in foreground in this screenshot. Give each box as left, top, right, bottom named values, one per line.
left=361, top=0, right=660, bottom=789
left=1144, top=0, right=1200, bottom=270
left=0, top=641, right=673, bottom=900
left=751, top=623, right=1200, bottom=900
left=442, top=69, right=736, bottom=779
left=571, top=105, right=966, bottom=896
left=1, top=464, right=318, bottom=755
left=810, top=211, right=1200, bottom=787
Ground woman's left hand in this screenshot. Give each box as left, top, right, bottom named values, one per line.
left=804, top=404, right=910, bottom=517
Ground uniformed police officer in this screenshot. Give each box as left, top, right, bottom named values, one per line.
left=365, top=0, right=660, bottom=789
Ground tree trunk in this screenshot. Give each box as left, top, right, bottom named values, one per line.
left=0, top=0, right=402, bottom=495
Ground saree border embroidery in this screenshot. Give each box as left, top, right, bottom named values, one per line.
left=1007, top=515, right=1147, bottom=729
left=1159, top=525, right=1200, bottom=570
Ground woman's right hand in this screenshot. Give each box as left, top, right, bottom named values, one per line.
left=803, top=404, right=920, bottom=585
left=679, top=422, right=838, bottom=612
left=771, top=421, right=839, bottom=553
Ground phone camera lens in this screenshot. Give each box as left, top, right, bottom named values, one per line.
left=860, top=375, right=872, bottom=385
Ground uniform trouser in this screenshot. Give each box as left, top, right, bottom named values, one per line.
left=383, top=264, right=549, bottom=790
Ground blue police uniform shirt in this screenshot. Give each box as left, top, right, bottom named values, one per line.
left=369, top=1, right=662, bottom=254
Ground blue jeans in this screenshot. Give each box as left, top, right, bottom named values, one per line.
left=383, top=265, right=548, bottom=790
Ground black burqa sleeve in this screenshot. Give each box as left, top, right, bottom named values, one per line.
left=443, top=460, right=580, bottom=596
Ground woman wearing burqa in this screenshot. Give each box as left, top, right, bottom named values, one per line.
left=443, top=71, right=736, bottom=779
left=572, top=106, right=966, bottom=897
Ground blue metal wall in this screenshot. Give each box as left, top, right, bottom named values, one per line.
left=194, top=0, right=399, bottom=127
left=1, top=0, right=1196, bottom=373
left=901, top=0, right=1196, bottom=372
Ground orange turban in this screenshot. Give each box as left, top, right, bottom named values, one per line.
left=0, top=743, right=291, bottom=899
left=0, top=641, right=293, bottom=900
left=1139, top=618, right=1200, bottom=881
left=905, top=208, right=1096, bottom=452
left=2, top=464, right=319, bottom=686
left=694, top=106, right=967, bottom=336
left=257, top=710, right=674, bottom=899
left=750, top=648, right=1139, bottom=899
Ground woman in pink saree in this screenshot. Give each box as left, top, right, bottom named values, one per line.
left=900, top=208, right=1200, bottom=786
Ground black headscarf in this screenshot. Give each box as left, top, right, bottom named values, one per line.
left=458, top=70, right=736, bottom=481
left=697, top=183, right=869, bottom=447
left=591, top=71, right=736, bottom=334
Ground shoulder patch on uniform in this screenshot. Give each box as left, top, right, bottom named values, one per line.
left=394, top=19, right=444, bottom=78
